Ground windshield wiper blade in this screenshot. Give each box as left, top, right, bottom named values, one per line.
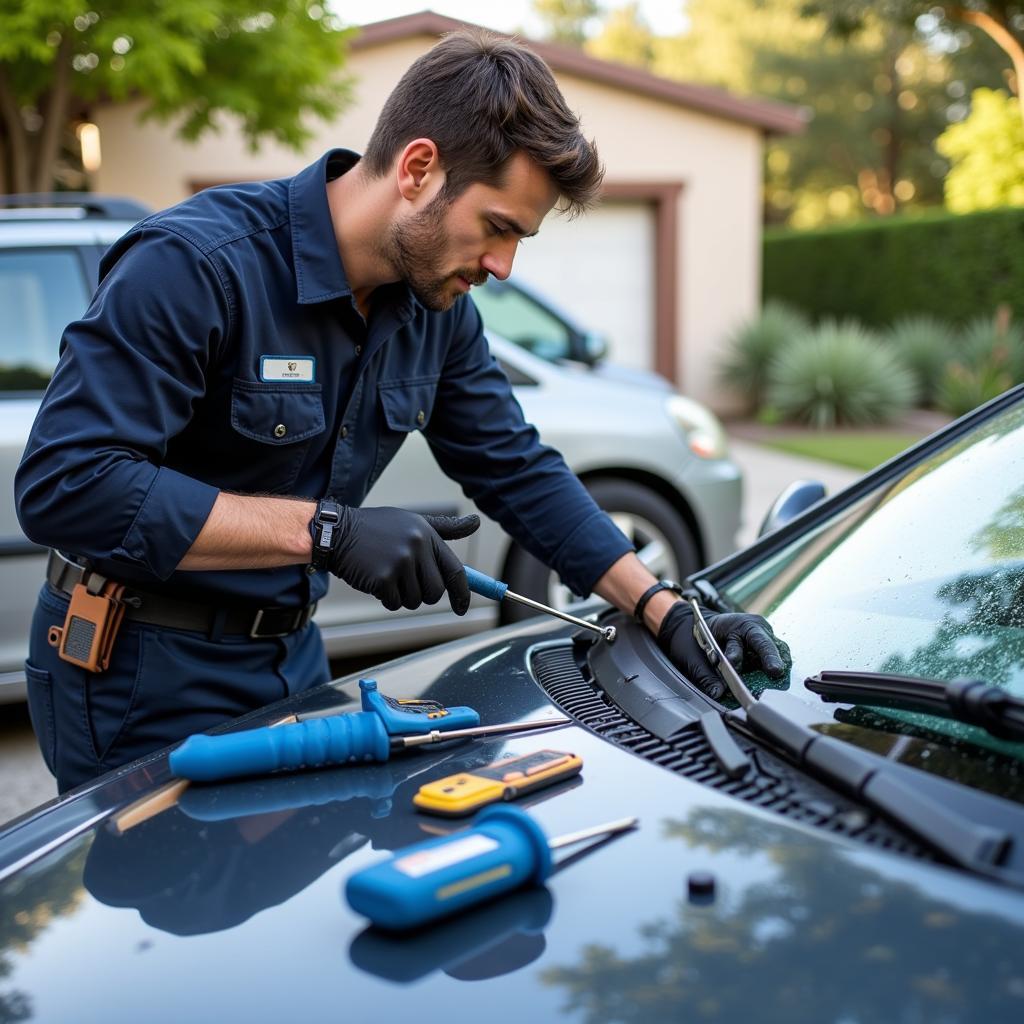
left=806, top=670, right=1024, bottom=743
left=687, top=601, right=1017, bottom=880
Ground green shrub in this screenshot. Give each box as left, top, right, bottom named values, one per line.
left=937, top=359, right=1014, bottom=418
left=766, top=320, right=920, bottom=427
left=937, top=312, right=1022, bottom=416
left=763, top=207, right=1024, bottom=327
left=716, top=300, right=809, bottom=411
left=954, top=312, right=1024, bottom=381
left=882, top=314, right=956, bottom=406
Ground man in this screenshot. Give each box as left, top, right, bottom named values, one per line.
left=16, top=29, right=785, bottom=793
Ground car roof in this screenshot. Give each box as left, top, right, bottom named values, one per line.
left=0, top=193, right=150, bottom=221
left=0, top=193, right=148, bottom=248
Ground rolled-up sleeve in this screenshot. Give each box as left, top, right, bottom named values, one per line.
left=15, top=227, right=223, bottom=580
left=425, top=298, right=633, bottom=596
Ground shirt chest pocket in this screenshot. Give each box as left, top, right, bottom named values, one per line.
left=370, top=377, right=439, bottom=488
left=230, top=379, right=326, bottom=492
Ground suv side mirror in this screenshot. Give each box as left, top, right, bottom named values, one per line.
left=581, top=331, right=609, bottom=364
left=758, top=480, right=826, bottom=538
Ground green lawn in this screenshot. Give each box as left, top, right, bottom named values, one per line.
left=757, top=432, right=924, bottom=471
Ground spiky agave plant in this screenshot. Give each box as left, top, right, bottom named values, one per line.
left=882, top=314, right=955, bottom=407
left=716, top=300, right=809, bottom=412
left=767, top=319, right=920, bottom=428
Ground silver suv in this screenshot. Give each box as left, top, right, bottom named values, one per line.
left=0, top=194, right=743, bottom=698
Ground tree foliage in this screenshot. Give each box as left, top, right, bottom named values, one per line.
left=533, top=0, right=1006, bottom=227
left=0, top=0, right=354, bottom=193
left=937, top=87, right=1024, bottom=211
left=530, top=0, right=602, bottom=46
left=805, top=2, right=1024, bottom=111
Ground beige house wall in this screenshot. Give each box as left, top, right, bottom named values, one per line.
left=93, top=35, right=764, bottom=408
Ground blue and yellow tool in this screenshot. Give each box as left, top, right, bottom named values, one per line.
left=169, top=679, right=567, bottom=782
left=345, top=804, right=638, bottom=931
left=413, top=749, right=583, bottom=817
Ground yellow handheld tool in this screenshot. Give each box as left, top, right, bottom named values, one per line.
left=413, top=749, right=583, bottom=817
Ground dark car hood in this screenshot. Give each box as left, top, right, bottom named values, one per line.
left=2, top=615, right=1024, bottom=1023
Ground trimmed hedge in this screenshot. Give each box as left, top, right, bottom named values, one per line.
left=763, top=207, right=1024, bottom=327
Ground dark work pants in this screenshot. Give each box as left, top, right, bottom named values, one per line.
left=25, top=584, right=331, bottom=794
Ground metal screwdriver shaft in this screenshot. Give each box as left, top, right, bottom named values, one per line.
left=396, top=716, right=570, bottom=750
left=547, top=816, right=638, bottom=850
left=464, top=565, right=616, bottom=643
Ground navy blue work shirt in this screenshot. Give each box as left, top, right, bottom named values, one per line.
left=16, top=150, right=633, bottom=610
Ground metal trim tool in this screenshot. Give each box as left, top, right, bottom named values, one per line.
left=464, top=565, right=616, bottom=642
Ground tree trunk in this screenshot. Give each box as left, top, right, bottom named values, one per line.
left=885, top=38, right=901, bottom=215
left=0, top=65, right=30, bottom=193
left=31, top=33, right=73, bottom=193
left=951, top=7, right=1024, bottom=122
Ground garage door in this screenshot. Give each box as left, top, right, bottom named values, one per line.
left=509, top=200, right=656, bottom=371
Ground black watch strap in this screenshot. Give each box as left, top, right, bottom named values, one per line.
left=309, top=499, right=343, bottom=573
left=633, top=579, right=685, bottom=624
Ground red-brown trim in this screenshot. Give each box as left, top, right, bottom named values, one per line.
left=352, top=11, right=805, bottom=135
left=189, top=179, right=252, bottom=193
left=602, top=181, right=684, bottom=384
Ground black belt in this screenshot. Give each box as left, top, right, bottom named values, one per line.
left=46, top=550, right=317, bottom=640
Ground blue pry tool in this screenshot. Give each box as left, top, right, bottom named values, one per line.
left=463, top=565, right=616, bottom=642
left=169, top=678, right=567, bottom=782
left=345, top=804, right=638, bottom=931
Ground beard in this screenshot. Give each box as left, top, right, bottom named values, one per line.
left=384, top=193, right=488, bottom=312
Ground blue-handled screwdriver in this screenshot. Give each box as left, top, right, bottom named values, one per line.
left=170, top=711, right=569, bottom=782
left=345, top=804, right=638, bottom=931
left=464, top=566, right=616, bottom=643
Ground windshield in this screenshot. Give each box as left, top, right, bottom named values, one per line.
left=471, top=280, right=577, bottom=363
left=720, top=397, right=1024, bottom=803
left=0, top=248, right=88, bottom=391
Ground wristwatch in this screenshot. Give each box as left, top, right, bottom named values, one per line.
left=308, top=498, right=343, bottom=573
left=633, top=579, right=685, bottom=624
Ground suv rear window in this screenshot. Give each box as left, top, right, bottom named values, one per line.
left=0, top=249, right=89, bottom=392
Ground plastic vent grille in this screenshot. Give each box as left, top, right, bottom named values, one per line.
left=531, top=643, right=928, bottom=858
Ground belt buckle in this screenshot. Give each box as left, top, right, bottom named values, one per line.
left=249, top=603, right=317, bottom=640
left=249, top=608, right=291, bottom=640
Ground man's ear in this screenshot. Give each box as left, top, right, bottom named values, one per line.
left=396, top=138, right=444, bottom=202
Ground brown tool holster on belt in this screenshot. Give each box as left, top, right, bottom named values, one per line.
left=48, top=570, right=128, bottom=673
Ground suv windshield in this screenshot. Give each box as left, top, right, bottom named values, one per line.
left=720, top=397, right=1024, bottom=803
left=471, top=280, right=576, bottom=362
left=0, top=249, right=88, bottom=391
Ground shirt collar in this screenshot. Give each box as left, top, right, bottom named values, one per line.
left=288, top=149, right=360, bottom=305
left=288, top=148, right=422, bottom=325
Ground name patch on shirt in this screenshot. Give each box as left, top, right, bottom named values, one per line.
left=260, top=356, right=316, bottom=383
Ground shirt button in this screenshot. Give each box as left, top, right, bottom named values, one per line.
left=340, top=425, right=349, bottom=440
left=416, top=410, right=425, bottom=426
left=274, top=424, right=287, bottom=438
left=355, top=345, right=362, bottom=356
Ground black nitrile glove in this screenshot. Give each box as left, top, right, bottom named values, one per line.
left=656, top=601, right=787, bottom=700
left=326, top=507, right=480, bottom=614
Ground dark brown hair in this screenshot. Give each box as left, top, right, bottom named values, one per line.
left=363, top=29, right=603, bottom=217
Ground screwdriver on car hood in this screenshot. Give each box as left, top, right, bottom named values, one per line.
left=169, top=679, right=569, bottom=782
left=464, top=566, right=616, bottom=643
left=345, top=804, right=638, bottom=931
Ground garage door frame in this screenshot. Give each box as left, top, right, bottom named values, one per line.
left=602, top=180, right=684, bottom=384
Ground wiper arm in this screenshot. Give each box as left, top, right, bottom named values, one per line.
left=687, top=600, right=1018, bottom=881
left=806, top=670, right=1024, bottom=743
